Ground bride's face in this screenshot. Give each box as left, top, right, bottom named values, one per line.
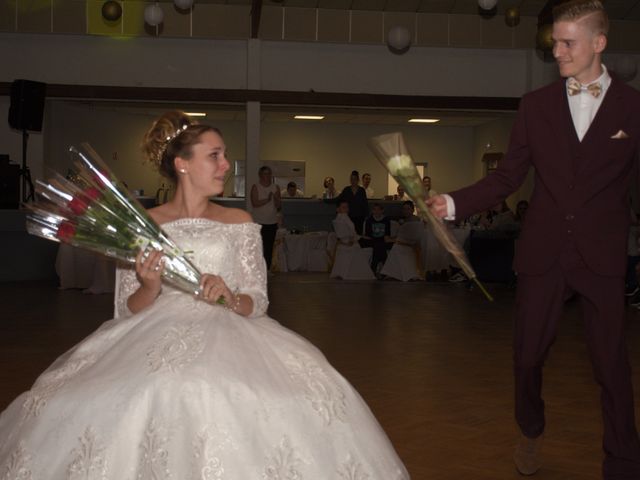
left=180, top=131, right=230, bottom=196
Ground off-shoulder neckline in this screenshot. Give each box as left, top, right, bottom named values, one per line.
left=160, top=218, right=258, bottom=228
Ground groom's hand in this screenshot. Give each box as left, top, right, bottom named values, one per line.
left=427, top=194, right=449, bottom=219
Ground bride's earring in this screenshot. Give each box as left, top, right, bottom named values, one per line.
left=179, top=169, right=187, bottom=174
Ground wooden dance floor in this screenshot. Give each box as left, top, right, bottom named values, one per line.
left=2, top=273, right=640, bottom=479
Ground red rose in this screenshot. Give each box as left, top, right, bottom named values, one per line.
left=85, top=187, right=101, bottom=201
left=57, top=221, right=76, bottom=242
left=91, top=168, right=111, bottom=188
left=68, top=187, right=101, bottom=216
left=68, top=197, right=89, bottom=215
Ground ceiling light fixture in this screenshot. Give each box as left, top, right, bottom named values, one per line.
left=408, top=118, right=440, bottom=123
left=185, top=112, right=207, bottom=117
left=294, top=115, right=325, bottom=120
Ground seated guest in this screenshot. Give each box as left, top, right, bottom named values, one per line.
left=362, top=173, right=375, bottom=198
left=359, top=203, right=393, bottom=276
left=399, top=200, right=419, bottom=224
left=422, top=175, right=434, bottom=197
left=488, top=201, right=517, bottom=232
left=282, top=181, right=304, bottom=198
left=323, top=176, right=337, bottom=199
left=334, top=200, right=359, bottom=245
left=395, top=184, right=406, bottom=200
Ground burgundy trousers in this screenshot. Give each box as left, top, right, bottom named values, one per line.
left=514, top=247, right=640, bottom=479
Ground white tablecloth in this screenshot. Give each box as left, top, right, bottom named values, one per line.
left=284, top=231, right=330, bottom=272
left=421, top=224, right=471, bottom=272
left=55, top=244, right=116, bottom=294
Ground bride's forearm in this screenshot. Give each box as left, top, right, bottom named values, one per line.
left=127, top=286, right=161, bottom=314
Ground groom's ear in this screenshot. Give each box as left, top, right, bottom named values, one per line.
left=593, top=32, right=606, bottom=54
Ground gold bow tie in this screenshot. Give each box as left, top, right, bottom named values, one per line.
left=567, top=78, right=602, bottom=98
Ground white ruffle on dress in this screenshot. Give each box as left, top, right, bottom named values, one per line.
left=0, top=218, right=409, bottom=480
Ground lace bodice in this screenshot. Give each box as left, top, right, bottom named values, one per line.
left=114, top=219, right=268, bottom=319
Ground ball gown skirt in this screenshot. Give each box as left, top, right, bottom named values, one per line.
left=0, top=219, right=409, bottom=479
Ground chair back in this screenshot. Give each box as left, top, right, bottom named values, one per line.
left=397, top=221, right=423, bottom=245
left=332, top=219, right=355, bottom=244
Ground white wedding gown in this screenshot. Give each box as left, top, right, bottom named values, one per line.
left=0, top=219, right=409, bottom=480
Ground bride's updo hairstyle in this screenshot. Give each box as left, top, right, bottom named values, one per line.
left=142, top=110, right=221, bottom=182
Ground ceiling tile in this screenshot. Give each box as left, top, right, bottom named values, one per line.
left=318, top=0, right=352, bottom=9
left=384, top=0, right=421, bottom=12
left=285, top=0, right=319, bottom=7
left=351, top=0, right=387, bottom=11
left=418, top=0, right=456, bottom=14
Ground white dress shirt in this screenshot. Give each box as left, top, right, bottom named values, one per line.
left=443, top=65, right=611, bottom=220
left=568, top=65, right=611, bottom=141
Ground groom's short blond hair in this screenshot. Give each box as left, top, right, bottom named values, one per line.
left=553, top=0, right=609, bottom=36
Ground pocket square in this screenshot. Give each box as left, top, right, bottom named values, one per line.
left=611, top=129, right=629, bottom=139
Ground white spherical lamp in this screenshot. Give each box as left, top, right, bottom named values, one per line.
left=174, top=0, right=194, bottom=9
left=478, top=0, right=498, bottom=10
left=144, top=4, right=164, bottom=26
left=387, top=26, right=411, bottom=54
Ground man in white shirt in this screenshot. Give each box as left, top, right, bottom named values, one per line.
left=282, top=181, right=304, bottom=198
left=362, top=173, right=374, bottom=198
left=429, top=1, right=640, bottom=477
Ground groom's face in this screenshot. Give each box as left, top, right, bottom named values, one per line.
left=552, top=16, right=606, bottom=84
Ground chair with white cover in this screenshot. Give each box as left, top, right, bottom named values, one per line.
left=381, top=221, right=424, bottom=281
left=55, top=244, right=115, bottom=294
left=305, top=231, right=330, bottom=272
left=390, top=220, right=400, bottom=239
left=271, top=228, right=289, bottom=272
left=422, top=223, right=449, bottom=274
left=330, top=220, right=375, bottom=280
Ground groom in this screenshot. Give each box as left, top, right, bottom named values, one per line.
left=429, top=0, right=640, bottom=477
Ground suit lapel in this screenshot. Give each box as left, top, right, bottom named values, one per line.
left=575, top=78, right=627, bottom=175
left=542, top=80, right=579, bottom=172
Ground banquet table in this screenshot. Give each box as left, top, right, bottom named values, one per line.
left=284, top=231, right=332, bottom=272
left=273, top=231, right=333, bottom=272
left=55, top=244, right=116, bottom=294
left=420, top=224, right=471, bottom=272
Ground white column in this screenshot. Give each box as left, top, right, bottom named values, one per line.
left=245, top=101, right=261, bottom=210
left=247, top=38, right=261, bottom=90
left=244, top=39, right=262, bottom=210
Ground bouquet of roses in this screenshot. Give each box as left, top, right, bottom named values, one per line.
left=26, top=143, right=203, bottom=295
left=368, top=132, right=493, bottom=301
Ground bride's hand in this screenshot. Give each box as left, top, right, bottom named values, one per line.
left=199, top=274, right=234, bottom=306
left=135, top=249, right=164, bottom=296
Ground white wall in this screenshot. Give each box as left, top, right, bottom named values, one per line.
left=3, top=31, right=639, bottom=204
left=43, top=101, right=477, bottom=201
left=0, top=33, right=248, bottom=89
left=45, top=101, right=247, bottom=198
left=260, top=41, right=530, bottom=97
left=260, top=121, right=475, bottom=198
left=472, top=116, right=535, bottom=209
left=2, top=33, right=637, bottom=94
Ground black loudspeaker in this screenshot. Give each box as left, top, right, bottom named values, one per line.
left=8, top=79, right=46, bottom=132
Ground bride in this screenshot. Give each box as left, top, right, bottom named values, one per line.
left=0, top=111, right=409, bottom=479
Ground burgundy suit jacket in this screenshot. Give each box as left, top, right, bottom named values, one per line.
left=451, top=77, right=640, bottom=276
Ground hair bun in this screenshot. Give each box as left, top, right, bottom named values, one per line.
left=142, top=111, right=194, bottom=167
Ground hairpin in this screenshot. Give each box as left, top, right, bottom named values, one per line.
left=154, top=123, right=189, bottom=166
left=165, top=123, right=189, bottom=144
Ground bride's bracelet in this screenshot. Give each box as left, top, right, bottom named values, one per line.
left=225, top=291, right=242, bottom=313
